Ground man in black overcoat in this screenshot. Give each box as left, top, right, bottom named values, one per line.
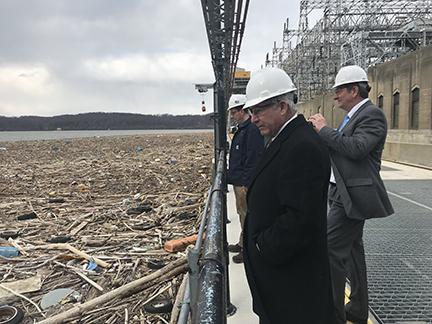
left=242, top=67, right=334, bottom=324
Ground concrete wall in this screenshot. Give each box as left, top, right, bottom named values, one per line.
left=298, top=46, right=432, bottom=168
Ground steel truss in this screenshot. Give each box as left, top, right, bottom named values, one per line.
left=267, top=0, right=432, bottom=101
left=201, top=0, right=250, bottom=97
left=201, top=0, right=250, bottom=158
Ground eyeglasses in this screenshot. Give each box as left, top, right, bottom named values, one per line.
left=246, top=101, right=278, bottom=116
left=334, top=86, right=346, bottom=94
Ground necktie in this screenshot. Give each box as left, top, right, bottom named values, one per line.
left=337, top=115, right=350, bottom=132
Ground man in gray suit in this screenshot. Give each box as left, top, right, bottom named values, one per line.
left=309, top=65, right=394, bottom=324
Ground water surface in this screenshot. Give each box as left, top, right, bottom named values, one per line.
left=0, top=129, right=212, bottom=142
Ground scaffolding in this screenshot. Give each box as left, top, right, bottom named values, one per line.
left=267, top=0, right=432, bottom=101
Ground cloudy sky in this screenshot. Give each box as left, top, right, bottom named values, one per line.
left=0, top=0, right=300, bottom=117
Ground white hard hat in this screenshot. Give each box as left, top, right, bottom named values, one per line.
left=244, top=67, right=297, bottom=109
left=227, top=94, right=247, bottom=110
left=333, top=65, right=368, bottom=88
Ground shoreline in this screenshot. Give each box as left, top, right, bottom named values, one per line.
left=0, top=128, right=213, bottom=142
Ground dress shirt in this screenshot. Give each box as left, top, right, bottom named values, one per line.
left=330, top=98, right=369, bottom=184
left=266, top=113, right=298, bottom=148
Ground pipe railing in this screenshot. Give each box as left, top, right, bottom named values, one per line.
left=177, top=150, right=229, bottom=324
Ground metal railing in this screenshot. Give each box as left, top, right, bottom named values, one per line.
left=177, top=150, right=230, bottom=324
left=178, top=1, right=252, bottom=318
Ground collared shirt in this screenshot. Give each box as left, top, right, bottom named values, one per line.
left=267, top=113, right=298, bottom=148
left=237, top=116, right=251, bottom=130
left=346, top=98, right=369, bottom=121
left=330, top=98, right=370, bottom=183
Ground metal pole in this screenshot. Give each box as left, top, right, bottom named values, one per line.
left=213, top=84, right=219, bottom=173
left=177, top=277, right=191, bottom=324
left=215, top=57, right=235, bottom=318
left=216, top=69, right=227, bottom=155
left=188, top=186, right=213, bottom=321
left=221, top=149, right=235, bottom=316
left=195, top=153, right=226, bottom=323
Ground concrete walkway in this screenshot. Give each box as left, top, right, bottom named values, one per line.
left=223, top=158, right=426, bottom=324
left=226, top=185, right=259, bottom=323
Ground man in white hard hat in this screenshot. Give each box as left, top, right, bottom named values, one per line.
left=309, top=65, right=394, bottom=324
left=242, top=67, right=334, bottom=323
left=227, top=94, right=264, bottom=263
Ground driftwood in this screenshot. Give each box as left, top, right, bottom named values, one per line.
left=170, top=273, right=188, bottom=324
left=53, top=261, right=104, bottom=292
left=25, top=243, right=111, bottom=268
left=37, top=257, right=188, bottom=324
left=8, top=238, right=28, bottom=256
left=49, top=243, right=111, bottom=268
left=0, top=133, right=212, bottom=323
left=70, top=220, right=89, bottom=235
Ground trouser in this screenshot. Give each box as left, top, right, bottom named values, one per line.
left=233, top=185, right=247, bottom=248
left=327, top=184, right=369, bottom=324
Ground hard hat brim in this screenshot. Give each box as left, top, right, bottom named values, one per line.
left=243, top=89, right=297, bottom=109
left=227, top=103, right=245, bottom=110
left=332, top=79, right=369, bottom=89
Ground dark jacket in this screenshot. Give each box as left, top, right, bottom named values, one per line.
left=243, top=115, right=334, bottom=324
left=227, top=118, right=264, bottom=187
left=319, top=100, right=394, bottom=220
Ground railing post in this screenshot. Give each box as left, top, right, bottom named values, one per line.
left=221, top=151, right=236, bottom=316
left=188, top=248, right=200, bottom=320
left=180, top=153, right=231, bottom=324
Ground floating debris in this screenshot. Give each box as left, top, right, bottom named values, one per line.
left=0, top=230, right=20, bottom=240
left=0, top=133, right=212, bottom=323
left=47, top=197, right=65, bottom=204
left=0, top=276, right=42, bottom=301
left=40, top=288, right=76, bottom=310
left=0, top=246, right=19, bottom=258
left=16, top=212, right=37, bottom=221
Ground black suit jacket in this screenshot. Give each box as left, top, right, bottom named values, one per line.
left=243, top=115, right=334, bottom=323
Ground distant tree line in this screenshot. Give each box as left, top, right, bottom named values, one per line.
left=0, top=112, right=214, bottom=131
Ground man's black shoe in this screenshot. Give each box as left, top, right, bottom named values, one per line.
left=228, top=243, right=242, bottom=253
left=346, top=311, right=368, bottom=324
left=232, top=252, right=243, bottom=263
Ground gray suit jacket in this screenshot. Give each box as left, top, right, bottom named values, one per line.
left=319, top=100, right=394, bottom=220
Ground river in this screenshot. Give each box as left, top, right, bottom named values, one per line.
left=0, top=129, right=213, bottom=142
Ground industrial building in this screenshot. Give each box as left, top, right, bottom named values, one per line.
left=266, top=0, right=432, bottom=169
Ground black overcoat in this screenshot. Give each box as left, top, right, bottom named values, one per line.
left=243, top=115, right=334, bottom=324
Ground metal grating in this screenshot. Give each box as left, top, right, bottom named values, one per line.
left=363, top=180, right=432, bottom=323
left=381, top=166, right=399, bottom=172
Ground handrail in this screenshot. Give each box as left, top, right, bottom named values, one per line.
left=195, top=151, right=226, bottom=323
left=177, top=150, right=228, bottom=324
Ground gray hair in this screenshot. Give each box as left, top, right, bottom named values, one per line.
left=274, top=93, right=297, bottom=113
left=253, top=92, right=298, bottom=114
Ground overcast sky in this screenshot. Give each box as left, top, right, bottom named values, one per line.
left=0, top=0, right=300, bottom=117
